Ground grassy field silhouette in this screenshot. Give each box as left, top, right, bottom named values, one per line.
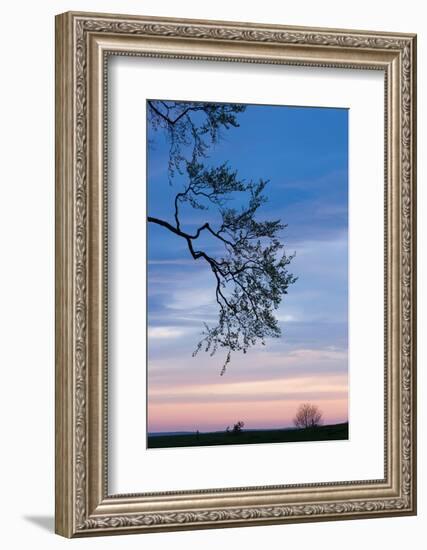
left=147, top=422, right=348, bottom=449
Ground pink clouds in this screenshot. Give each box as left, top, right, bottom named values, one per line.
left=148, top=368, right=348, bottom=432
left=148, top=397, right=347, bottom=433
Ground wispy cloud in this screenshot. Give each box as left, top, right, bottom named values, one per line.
left=167, top=287, right=216, bottom=311
left=148, top=259, right=196, bottom=266
left=149, top=372, right=348, bottom=403
left=148, top=345, right=348, bottom=388
left=276, top=313, right=296, bottom=322
left=272, top=169, right=347, bottom=192
left=148, top=326, right=187, bottom=339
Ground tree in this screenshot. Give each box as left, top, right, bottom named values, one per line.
left=148, top=100, right=297, bottom=374
left=293, top=403, right=323, bottom=429
left=226, top=421, right=245, bottom=435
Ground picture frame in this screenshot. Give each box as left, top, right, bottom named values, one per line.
left=55, top=11, right=417, bottom=537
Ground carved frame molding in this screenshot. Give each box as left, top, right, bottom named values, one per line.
left=55, top=11, right=416, bottom=537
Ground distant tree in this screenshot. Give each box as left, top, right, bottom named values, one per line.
left=293, top=403, right=323, bottom=429
left=232, top=421, right=245, bottom=434
left=148, top=100, right=297, bottom=374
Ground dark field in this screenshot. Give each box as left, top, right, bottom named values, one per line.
left=147, top=422, right=348, bottom=449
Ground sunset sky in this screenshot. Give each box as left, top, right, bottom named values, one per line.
left=147, top=102, right=348, bottom=433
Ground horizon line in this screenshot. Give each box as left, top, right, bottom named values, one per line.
left=148, top=420, right=349, bottom=435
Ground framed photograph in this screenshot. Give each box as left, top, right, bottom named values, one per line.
left=55, top=11, right=417, bottom=537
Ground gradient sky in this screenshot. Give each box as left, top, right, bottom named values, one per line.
left=147, top=102, right=348, bottom=433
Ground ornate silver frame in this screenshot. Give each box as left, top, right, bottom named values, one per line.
left=55, top=11, right=417, bottom=537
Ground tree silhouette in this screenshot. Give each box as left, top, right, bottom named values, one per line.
left=148, top=100, right=297, bottom=374
left=293, top=403, right=323, bottom=429
left=232, top=421, right=245, bottom=434
left=226, top=421, right=245, bottom=435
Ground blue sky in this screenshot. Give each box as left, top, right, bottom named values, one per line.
left=147, top=102, right=349, bottom=432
